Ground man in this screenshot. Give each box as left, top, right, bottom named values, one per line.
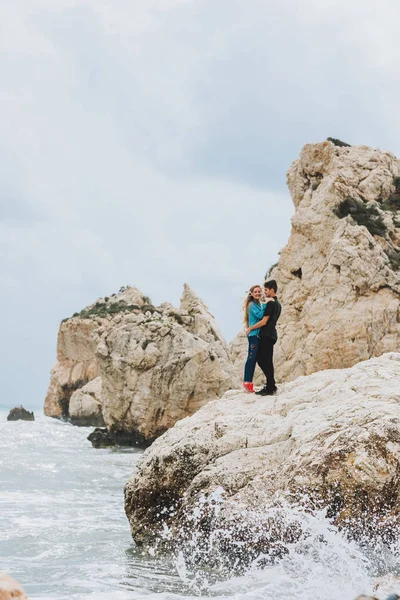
left=246, top=279, right=281, bottom=396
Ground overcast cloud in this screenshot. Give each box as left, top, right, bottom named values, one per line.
left=1, top=0, right=400, bottom=409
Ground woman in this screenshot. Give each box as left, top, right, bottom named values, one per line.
left=242, top=285, right=265, bottom=393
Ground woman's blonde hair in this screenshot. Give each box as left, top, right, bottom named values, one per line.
left=243, top=285, right=262, bottom=326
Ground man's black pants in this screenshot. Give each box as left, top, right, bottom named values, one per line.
left=257, top=337, right=276, bottom=391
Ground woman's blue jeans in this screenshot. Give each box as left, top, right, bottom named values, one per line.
left=244, top=335, right=259, bottom=382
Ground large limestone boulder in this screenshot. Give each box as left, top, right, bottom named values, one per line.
left=231, top=142, right=400, bottom=383
left=125, top=353, right=400, bottom=559
left=69, top=376, right=104, bottom=427
left=44, top=287, right=147, bottom=421
left=0, top=571, right=28, bottom=599
left=96, top=284, right=239, bottom=446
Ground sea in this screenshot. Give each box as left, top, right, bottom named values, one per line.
left=1, top=409, right=398, bottom=600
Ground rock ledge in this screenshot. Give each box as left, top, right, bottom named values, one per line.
left=125, top=353, right=400, bottom=558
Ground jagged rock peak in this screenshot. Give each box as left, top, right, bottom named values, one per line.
left=179, top=283, right=226, bottom=345
left=180, top=283, right=211, bottom=314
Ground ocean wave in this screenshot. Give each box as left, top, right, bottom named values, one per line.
left=1, top=412, right=399, bottom=599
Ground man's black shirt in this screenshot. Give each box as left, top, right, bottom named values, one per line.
left=258, top=297, right=281, bottom=342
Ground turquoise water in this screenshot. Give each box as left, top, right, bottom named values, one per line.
left=0, top=412, right=397, bottom=599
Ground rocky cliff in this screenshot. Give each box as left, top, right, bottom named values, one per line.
left=231, top=141, right=400, bottom=383
left=45, top=285, right=238, bottom=444
left=44, top=318, right=100, bottom=419
left=95, top=284, right=238, bottom=445
left=44, top=287, right=147, bottom=421
left=125, top=352, right=400, bottom=562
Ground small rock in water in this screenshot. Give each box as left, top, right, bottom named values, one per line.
left=87, top=427, right=116, bottom=448
left=7, top=406, right=35, bottom=421
left=0, top=570, right=28, bottom=599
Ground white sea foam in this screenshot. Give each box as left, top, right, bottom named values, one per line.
left=0, top=411, right=399, bottom=599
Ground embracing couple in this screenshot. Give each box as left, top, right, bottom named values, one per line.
left=242, top=279, right=281, bottom=396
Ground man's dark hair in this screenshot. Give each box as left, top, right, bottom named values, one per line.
left=264, top=279, right=277, bottom=293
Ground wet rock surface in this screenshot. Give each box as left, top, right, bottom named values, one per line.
left=7, top=406, right=34, bottom=421
left=87, top=427, right=116, bottom=448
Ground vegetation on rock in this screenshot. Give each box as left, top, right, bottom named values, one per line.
left=327, top=137, right=351, bottom=147
left=382, top=176, right=400, bottom=211
left=333, top=192, right=400, bottom=270
left=74, top=301, right=142, bottom=320
left=62, top=287, right=155, bottom=322
left=334, top=197, right=387, bottom=237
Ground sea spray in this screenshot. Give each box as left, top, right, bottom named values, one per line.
left=171, top=499, right=377, bottom=597
left=145, top=487, right=400, bottom=598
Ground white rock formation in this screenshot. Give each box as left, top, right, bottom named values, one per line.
left=125, top=353, right=400, bottom=554
left=44, top=287, right=147, bottom=423
left=45, top=284, right=238, bottom=442
left=0, top=571, right=28, bottom=600
left=69, top=376, right=104, bottom=427
left=231, top=142, right=400, bottom=383
left=44, top=318, right=100, bottom=419
left=96, top=284, right=239, bottom=445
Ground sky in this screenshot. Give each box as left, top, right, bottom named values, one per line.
left=1, top=0, right=400, bottom=410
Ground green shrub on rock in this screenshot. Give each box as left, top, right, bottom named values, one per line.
left=63, top=287, right=154, bottom=322
left=382, top=177, right=400, bottom=211
left=327, top=137, right=351, bottom=147
left=334, top=197, right=387, bottom=237
left=65, top=301, right=142, bottom=321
